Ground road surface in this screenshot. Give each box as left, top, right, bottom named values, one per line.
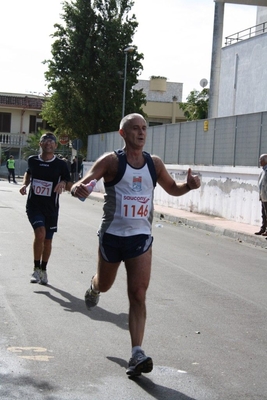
left=1, top=180, right=267, bottom=399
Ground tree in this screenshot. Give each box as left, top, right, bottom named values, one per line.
left=22, top=129, right=77, bottom=160
left=22, top=130, right=44, bottom=160
left=42, top=0, right=146, bottom=147
left=179, top=88, right=209, bottom=121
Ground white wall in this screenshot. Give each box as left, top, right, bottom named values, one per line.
left=218, top=33, right=267, bottom=117
left=154, top=165, right=260, bottom=226
left=1, top=107, right=36, bottom=134
left=83, top=162, right=262, bottom=227
left=256, top=6, right=267, bottom=25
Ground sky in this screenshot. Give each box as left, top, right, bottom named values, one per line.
left=0, top=0, right=257, bottom=101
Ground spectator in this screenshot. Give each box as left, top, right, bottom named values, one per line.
left=71, top=156, right=81, bottom=182
left=64, top=156, right=71, bottom=173
left=255, top=153, right=267, bottom=236
left=80, top=158, right=86, bottom=178
left=6, top=155, right=17, bottom=184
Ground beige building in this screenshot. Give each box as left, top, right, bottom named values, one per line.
left=0, top=92, right=50, bottom=176
left=134, top=76, right=186, bottom=126
left=0, top=92, right=47, bottom=159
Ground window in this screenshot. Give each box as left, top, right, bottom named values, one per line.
left=0, top=112, right=11, bottom=132
left=29, top=115, right=36, bottom=133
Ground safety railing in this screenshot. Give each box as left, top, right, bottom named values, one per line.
left=0, top=133, right=28, bottom=147
left=225, top=22, right=267, bottom=46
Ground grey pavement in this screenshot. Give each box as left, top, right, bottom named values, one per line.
left=1, top=177, right=267, bottom=399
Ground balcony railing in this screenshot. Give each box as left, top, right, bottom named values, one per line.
left=0, top=133, right=29, bottom=148
left=225, top=21, right=267, bottom=46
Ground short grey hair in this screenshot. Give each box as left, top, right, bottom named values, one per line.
left=260, top=154, right=267, bottom=163
left=119, top=113, right=146, bottom=130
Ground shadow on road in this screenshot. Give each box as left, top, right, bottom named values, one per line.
left=106, top=357, right=196, bottom=400
left=34, top=285, right=128, bottom=330
left=0, top=373, right=57, bottom=399
left=132, top=376, right=196, bottom=400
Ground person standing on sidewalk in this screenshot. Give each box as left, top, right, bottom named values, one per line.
left=6, top=155, right=17, bottom=184
left=71, top=113, right=201, bottom=378
left=19, top=132, right=72, bottom=285
left=71, top=156, right=81, bottom=182
left=255, top=153, right=267, bottom=236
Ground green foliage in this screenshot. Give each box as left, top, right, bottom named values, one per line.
left=22, top=129, right=85, bottom=160
left=0, top=150, right=6, bottom=164
left=179, top=88, right=209, bottom=121
left=22, top=130, right=45, bottom=160
left=42, top=0, right=146, bottom=148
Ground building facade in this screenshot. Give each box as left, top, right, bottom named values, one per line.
left=134, top=76, right=186, bottom=126
left=0, top=92, right=47, bottom=161
left=209, top=1, right=267, bottom=118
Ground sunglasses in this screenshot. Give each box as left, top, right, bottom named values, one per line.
left=41, top=136, right=56, bottom=143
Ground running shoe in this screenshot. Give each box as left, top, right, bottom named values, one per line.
left=126, top=350, right=153, bottom=377
left=30, top=269, right=41, bottom=283
left=84, top=284, right=100, bottom=309
left=39, top=271, right=48, bottom=285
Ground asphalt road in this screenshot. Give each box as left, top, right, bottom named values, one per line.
left=1, top=180, right=267, bottom=400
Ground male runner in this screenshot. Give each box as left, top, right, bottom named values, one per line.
left=20, top=132, right=72, bottom=285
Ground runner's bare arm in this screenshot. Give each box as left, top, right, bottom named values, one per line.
left=152, top=155, right=200, bottom=196
left=70, top=152, right=119, bottom=198
left=19, top=172, right=31, bottom=195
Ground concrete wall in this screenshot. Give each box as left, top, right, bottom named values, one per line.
left=82, top=162, right=262, bottom=227
left=87, top=112, right=267, bottom=167
left=218, top=31, right=267, bottom=117
left=256, top=6, right=267, bottom=25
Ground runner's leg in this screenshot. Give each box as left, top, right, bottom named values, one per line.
left=125, top=248, right=152, bottom=347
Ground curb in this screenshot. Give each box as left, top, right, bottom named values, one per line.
left=153, top=210, right=267, bottom=250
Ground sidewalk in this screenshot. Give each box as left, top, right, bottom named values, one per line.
left=89, top=192, right=267, bottom=249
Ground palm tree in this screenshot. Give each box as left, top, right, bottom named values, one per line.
left=22, top=130, right=45, bottom=160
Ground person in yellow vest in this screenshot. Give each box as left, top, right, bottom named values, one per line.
left=6, top=155, right=17, bottom=184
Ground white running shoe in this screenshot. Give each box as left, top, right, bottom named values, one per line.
left=39, top=271, right=48, bottom=285
left=30, top=269, right=41, bottom=283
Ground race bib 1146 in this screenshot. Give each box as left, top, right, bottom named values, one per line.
left=121, top=194, right=151, bottom=219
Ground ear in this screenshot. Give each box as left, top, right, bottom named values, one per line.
left=119, top=128, right=125, bottom=138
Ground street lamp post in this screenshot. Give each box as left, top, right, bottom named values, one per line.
left=122, top=46, right=134, bottom=118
